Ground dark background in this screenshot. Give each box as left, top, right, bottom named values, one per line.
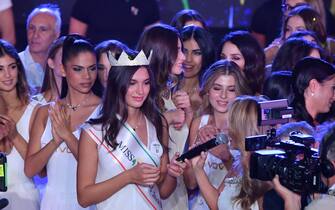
left=12, top=0, right=267, bottom=51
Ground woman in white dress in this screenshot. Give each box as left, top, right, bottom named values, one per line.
left=192, top=96, right=271, bottom=210
left=137, top=24, right=192, bottom=210
left=184, top=60, right=252, bottom=210
left=0, top=39, right=39, bottom=210
left=77, top=49, right=186, bottom=209
left=24, top=35, right=101, bottom=210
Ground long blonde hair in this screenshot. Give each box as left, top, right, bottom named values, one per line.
left=199, top=60, right=251, bottom=115
left=228, top=96, right=270, bottom=210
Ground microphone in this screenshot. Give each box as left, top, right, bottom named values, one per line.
left=176, top=133, right=229, bottom=162
left=0, top=198, right=8, bottom=209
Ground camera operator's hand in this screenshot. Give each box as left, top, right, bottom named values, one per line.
left=197, top=125, right=220, bottom=144
left=272, top=175, right=301, bottom=210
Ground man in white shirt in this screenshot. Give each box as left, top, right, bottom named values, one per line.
left=19, top=4, right=61, bottom=94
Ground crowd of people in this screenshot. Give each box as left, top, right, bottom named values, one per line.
left=0, top=1, right=335, bottom=210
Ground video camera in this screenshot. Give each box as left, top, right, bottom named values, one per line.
left=245, top=99, right=328, bottom=194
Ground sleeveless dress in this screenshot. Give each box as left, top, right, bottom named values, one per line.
left=190, top=115, right=228, bottom=210
left=83, top=116, right=163, bottom=210
left=39, top=106, right=100, bottom=210
left=0, top=100, right=40, bottom=210
left=161, top=95, right=189, bottom=210
left=217, top=156, right=259, bottom=210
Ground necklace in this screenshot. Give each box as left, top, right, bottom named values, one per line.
left=66, top=93, right=92, bottom=111
left=132, top=113, right=143, bottom=131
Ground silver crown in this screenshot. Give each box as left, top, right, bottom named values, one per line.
left=108, top=50, right=152, bottom=66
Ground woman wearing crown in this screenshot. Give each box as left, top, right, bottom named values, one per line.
left=77, top=49, right=186, bottom=209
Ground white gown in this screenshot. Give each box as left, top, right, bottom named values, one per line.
left=39, top=106, right=100, bottom=210
left=83, top=116, right=163, bottom=210
left=190, top=115, right=228, bottom=210
left=161, top=95, right=189, bottom=210
left=0, top=100, right=40, bottom=210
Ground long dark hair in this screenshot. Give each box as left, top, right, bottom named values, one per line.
left=40, top=36, right=65, bottom=95
left=219, top=31, right=265, bottom=94
left=0, top=39, right=30, bottom=103
left=170, top=9, right=208, bottom=31
left=90, top=50, right=164, bottom=149
left=181, top=25, right=215, bottom=82
left=282, top=5, right=327, bottom=44
left=292, top=57, right=335, bottom=125
left=272, top=37, right=324, bottom=72
left=60, top=34, right=102, bottom=98
left=137, top=24, right=180, bottom=95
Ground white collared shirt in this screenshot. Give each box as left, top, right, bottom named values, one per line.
left=19, top=46, right=44, bottom=94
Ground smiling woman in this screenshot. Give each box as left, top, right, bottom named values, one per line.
left=0, top=39, right=39, bottom=210
left=180, top=25, right=215, bottom=116
left=77, top=49, right=186, bottom=210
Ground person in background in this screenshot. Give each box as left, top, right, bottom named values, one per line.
left=0, top=0, right=15, bottom=45
left=31, top=36, right=65, bottom=104
left=19, top=3, right=61, bottom=95
left=137, top=23, right=191, bottom=210
left=265, top=5, right=335, bottom=64
left=180, top=25, right=215, bottom=116
left=170, top=9, right=208, bottom=31
left=291, top=57, right=335, bottom=126
left=69, top=0, right=160, bottom=48
left=218, top=31, right=265, bottom=95
left=95, top=40, right=129, bottom=89
left=271, top=38, right=324, bottom=72
left=263, top=71, right=294, bottom=105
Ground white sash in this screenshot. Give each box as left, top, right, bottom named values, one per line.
left=86, top=120, right=162, bottom=210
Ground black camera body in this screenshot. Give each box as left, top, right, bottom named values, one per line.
left=246, top=133, right=328, bottom=194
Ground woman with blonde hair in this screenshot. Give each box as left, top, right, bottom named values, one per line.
left=184, top=60, right=251, bottom=210
left=191, top=96, right=270, bottom=210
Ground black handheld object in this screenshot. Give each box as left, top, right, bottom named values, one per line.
left=0, top=198, right=8, bottom=209
left=176, top=133, right=228, bottom=162
left=0, top=153, right=6, bottom=192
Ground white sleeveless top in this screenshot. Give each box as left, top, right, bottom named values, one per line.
left=0, top=100, right=40, bottom=210
left=217, top=151, right=258, bottom=210
left=39, top=105, right=101, bottom=210
left=161, top=95, right=189, bottom=210
left=218, top=176, right=259, bottom=210
left=31, top=93, right=47, bottom=105
left=190, top=115, right=228, bottom=210
left=83, top=116, right=163, bottom=210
